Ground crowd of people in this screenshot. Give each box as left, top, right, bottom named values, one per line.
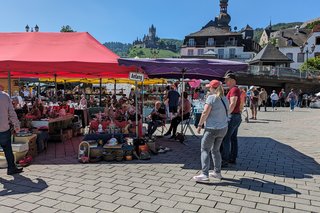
left=0, top=77, right=318, bottom=179
left=192, top=74, right=317, bottom=182
left=239, top=86, right=312, bottom=120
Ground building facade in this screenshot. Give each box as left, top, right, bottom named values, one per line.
left=259, top=22, right=276, bottom=46
left=270, top=25, right=320, bottom=70
left=180, top=0, right=260, bottom=61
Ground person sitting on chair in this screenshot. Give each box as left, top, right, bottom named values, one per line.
left=164, top=92, right=191, bottom=139
left=147, top=101, right=167, bottom=138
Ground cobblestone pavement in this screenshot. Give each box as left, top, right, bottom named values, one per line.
left=1, top=108, right=320, bottom=213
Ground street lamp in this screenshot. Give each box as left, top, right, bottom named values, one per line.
left=300, top=42, right=316, bottom=78
left=35, top=25, right=39, bottom=32
left=25, top=24, right=39, bottom=32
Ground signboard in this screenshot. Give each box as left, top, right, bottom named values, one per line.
left=129, top=72, right=144, bottom=82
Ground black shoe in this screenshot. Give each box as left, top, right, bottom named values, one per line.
left=7, top=168, right=23, bottom=175
left=229, top=159, right=236, bottom=164
left=164, top=132, right=171, bottom=137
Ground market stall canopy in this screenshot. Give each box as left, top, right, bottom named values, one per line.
left=39, top=77, right=167, bottom=85
left=118, top=58, right=248, bottom=79
left=0, top=32, right=135, bottom=78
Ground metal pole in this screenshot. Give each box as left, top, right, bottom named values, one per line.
left=180, top=71, right=185, bottom=134
left=99, top=78, right=102, bottom=107
left=114, top=79, right=116, bottom=95
left=54, top=74, right=57, bottom=100
left=8, top=67, right=11, bottom=97
left=141, top=81, right=144, bottom=122
left=64, top=80, right=66, bottom=93
left=38, top=81, right=41, bottom=98
left=135, top=81, right=139, bottom=137
left=306, top=50, right=309, bottom=79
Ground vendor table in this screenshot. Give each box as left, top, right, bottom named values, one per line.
left=75, top=109, right=89, bottom=128
left=31, top=114, right=74, bottom=134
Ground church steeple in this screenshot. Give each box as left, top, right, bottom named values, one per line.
left=216, top=0, right=231, bottom=31
left=220, top=0, right=228, bottom=13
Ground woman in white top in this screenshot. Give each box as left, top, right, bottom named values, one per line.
left=193, top=80, right=229, bottom=182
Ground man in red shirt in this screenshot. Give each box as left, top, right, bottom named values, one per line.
left=221, top=72, right=242, bottom=167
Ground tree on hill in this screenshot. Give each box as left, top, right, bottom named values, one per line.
left=158, top=39, right=183, bottom=52
left=127, top=47, right=179, bottom=58
left=306, top=20, right=320, bottom=29
left=104, top=42, right=132, bottom=57
left=271, top=22, right=303, bottom=30
left=60, top=25, right=76, bottom=32
left=300, top=57, right=320, bottom=73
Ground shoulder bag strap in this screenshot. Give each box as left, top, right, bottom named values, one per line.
left=220, top=98, right=228, bottom=117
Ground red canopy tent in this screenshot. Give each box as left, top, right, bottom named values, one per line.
left=0, top=32, right=134, bottom=78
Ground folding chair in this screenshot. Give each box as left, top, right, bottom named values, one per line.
left=182, top=116, right=198, bottom=139
left=156, top=119, right=168, bottom=137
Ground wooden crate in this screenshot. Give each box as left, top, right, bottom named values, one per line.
left=27, top=136, right=38, bottom=158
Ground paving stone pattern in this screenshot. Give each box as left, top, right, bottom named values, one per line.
left=0, top=108, right=320, bottom=212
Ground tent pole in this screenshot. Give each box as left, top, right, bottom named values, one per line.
left=180, top=69, right=186, bottom=134
left=141, top=81, right=144, bottom=123
left=114, top=80, right=116, bottom=96
left=54, top=74, right=57, bottom=100
left=7, top=67, right=11, bottom=97
left=99, top=78, right=102, bottom=107
left=37, top=81, right=40, bottom=98
left=135, top=81, right=138, bottom=137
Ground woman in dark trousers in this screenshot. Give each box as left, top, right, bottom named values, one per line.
left=164, top=92, right=191, bottom=139
left=193, top=80, right=229, bottom=181
left=0, top=84, right=23, bottom=175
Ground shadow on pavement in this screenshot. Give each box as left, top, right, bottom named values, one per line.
left=30, top=135, right=319, bottom=196
left=0, top=173, right=48, bottom=196
left=197, top=178, right=300, bottom=195
left=247, top=120, right=269, bottom=124
left=257, top=119, right=282, bottom=122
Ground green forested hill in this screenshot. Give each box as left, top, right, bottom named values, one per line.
left=127, top=47, right=179, bottom=58
left=104, top=42, right=132, bottom=57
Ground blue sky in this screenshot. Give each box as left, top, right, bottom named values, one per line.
left=0, top=0, right=318, bottom=43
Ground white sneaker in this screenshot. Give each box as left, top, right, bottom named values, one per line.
left=193, top=174, right=209, bottom=182
left=209, top=171, right=223, bottom=180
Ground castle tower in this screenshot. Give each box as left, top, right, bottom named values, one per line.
left=149, top=24, right=156, bottom=40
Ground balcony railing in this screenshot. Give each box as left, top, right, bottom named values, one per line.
left=217, top=54, right=253, bottom=60
left=246, top=66, right=314, bottom=79
left=184, top=40, right=238, bottom=48
left=224, top=40, right=238, bottom=46
left=205, top=41, right=216, bottom=47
